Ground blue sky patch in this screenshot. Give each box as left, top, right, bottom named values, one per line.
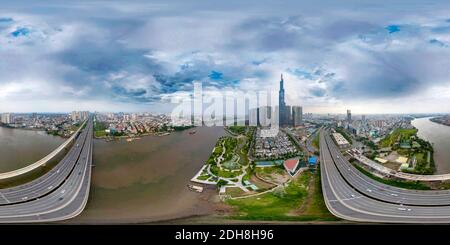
left=290, top=68, right=314, bottom=80
left=208, top=70, right=223, bottom=80
left=385, top=25, right=400, bottom=34
left=11, top=27, right=30, bottom=37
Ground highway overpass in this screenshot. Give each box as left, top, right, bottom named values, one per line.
left=320, top=128, right=450, bottom=223
left=0, top=119, right=93, bottom=223
left=0, top=120, right=87, bottom=181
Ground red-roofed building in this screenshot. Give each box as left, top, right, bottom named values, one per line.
left=284, top=158, right=300, bottom=176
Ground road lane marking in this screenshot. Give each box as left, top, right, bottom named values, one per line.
left=0, top=123, right=94, bottom=221
left=0, top=192, right=10, bottom=204
left=321, top=131, right=450, bottom=222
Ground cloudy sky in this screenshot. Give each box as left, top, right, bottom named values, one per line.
left=1, top=0, right=450, bottom=114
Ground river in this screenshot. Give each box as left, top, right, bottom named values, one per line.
left=412, top=117, right=450, bottom=174
left=0, top=125, right=225, bottom=223
left=0, top=127, right=64, bottom=172
left=73, top=126, right=225, bottom=223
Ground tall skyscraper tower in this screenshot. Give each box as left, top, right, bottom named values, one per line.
left=279, top=74, right=286, bottom=126
left=347, top=109, right=352, bottom=123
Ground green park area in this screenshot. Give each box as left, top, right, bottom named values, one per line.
left=380, top=128, right=418, bottom=148
left=376, top=128, right=434, bottom=174
left=201, top=127, right=255, bottom=186
left=94, top=121, right=108, bottom=137
left=227, top=126, right=247, bottom=135
left=226, top=170, right=338, bottom=221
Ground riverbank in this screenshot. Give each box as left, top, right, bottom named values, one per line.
left=94, top=128, right=195, bottom=141
left=430, top=116, right=450, bottom=127
left=0, top=126, right=64, bottom=173
left=94, top=132, right=171, bottom=142
left=412, top=117, right=450, bottom=174
left=1, top=122, right=83, bottom=139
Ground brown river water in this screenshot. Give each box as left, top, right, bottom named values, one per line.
left=0, top=126, right=225, bottom=223
left=0, top=127, right=63, bottom=172
left=74, top=126, right=225, bottom=223
left=412, top=117, right=450, bottom=174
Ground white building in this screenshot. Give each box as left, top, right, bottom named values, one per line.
left=332, top=132, right=351, bottom=148
left=1, top=113, right=12, bottom=124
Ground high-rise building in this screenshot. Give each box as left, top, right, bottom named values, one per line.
left=1, top=113, right=12, bottom=124
left=71, top=111, right=89, bottom=122
left=347, top=109, right=352, bottom=123
left=71, top=111, right=78, bottom=122
left=279, top=74, right=286, bottom=126
left=292, top=106, right=303, bottom=126
left=81, top=111, right=89, bottom=120
left=285, top=105, right=292, bottom=125
left=362, top=115, right=366, bottom=122
left=375, top=120, right=385, bottom=128
left=259, top=106, right=272, bottom=127
left=249, top=108, right=258, bottom=126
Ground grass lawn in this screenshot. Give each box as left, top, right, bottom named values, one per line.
left=95, top=130, right=107, bottom=137
left=300, top=169, right=338, bottom=220
left=226, top=170, right=338, bottom=221
left=226, top=187, right=246, bottom=198
left=255, top=166, right=285, bottom=175
left=414, top=152, right=428, bottom=165
left=380, top=128, right=418, bottom=147
left=94, top=121, right=108, bottom=137
left=221, top=170, right=243, bottom=179
left=227, top=126, right=247, bottom=135
left=197, top=174, right=211, bottom=181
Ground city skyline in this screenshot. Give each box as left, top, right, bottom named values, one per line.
left=2, top=1, right=450, bottom=114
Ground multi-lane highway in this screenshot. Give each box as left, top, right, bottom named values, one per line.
left=324, top=133, right=450, bottom=206
left=0, top=120, right=87, bottom=181
left=0, top=119, right=93, bottom=223
left=320, top=128, right=450, bottom=223
left=0, top=121, right=90, bottom=205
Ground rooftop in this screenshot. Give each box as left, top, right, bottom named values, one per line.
left=284, top=158, right=300, bottom=175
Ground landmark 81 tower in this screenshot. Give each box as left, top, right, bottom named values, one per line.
left=279, top=74, right=286, bottom=126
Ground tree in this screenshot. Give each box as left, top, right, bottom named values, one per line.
left=217, top=179, right=228, bottom=188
